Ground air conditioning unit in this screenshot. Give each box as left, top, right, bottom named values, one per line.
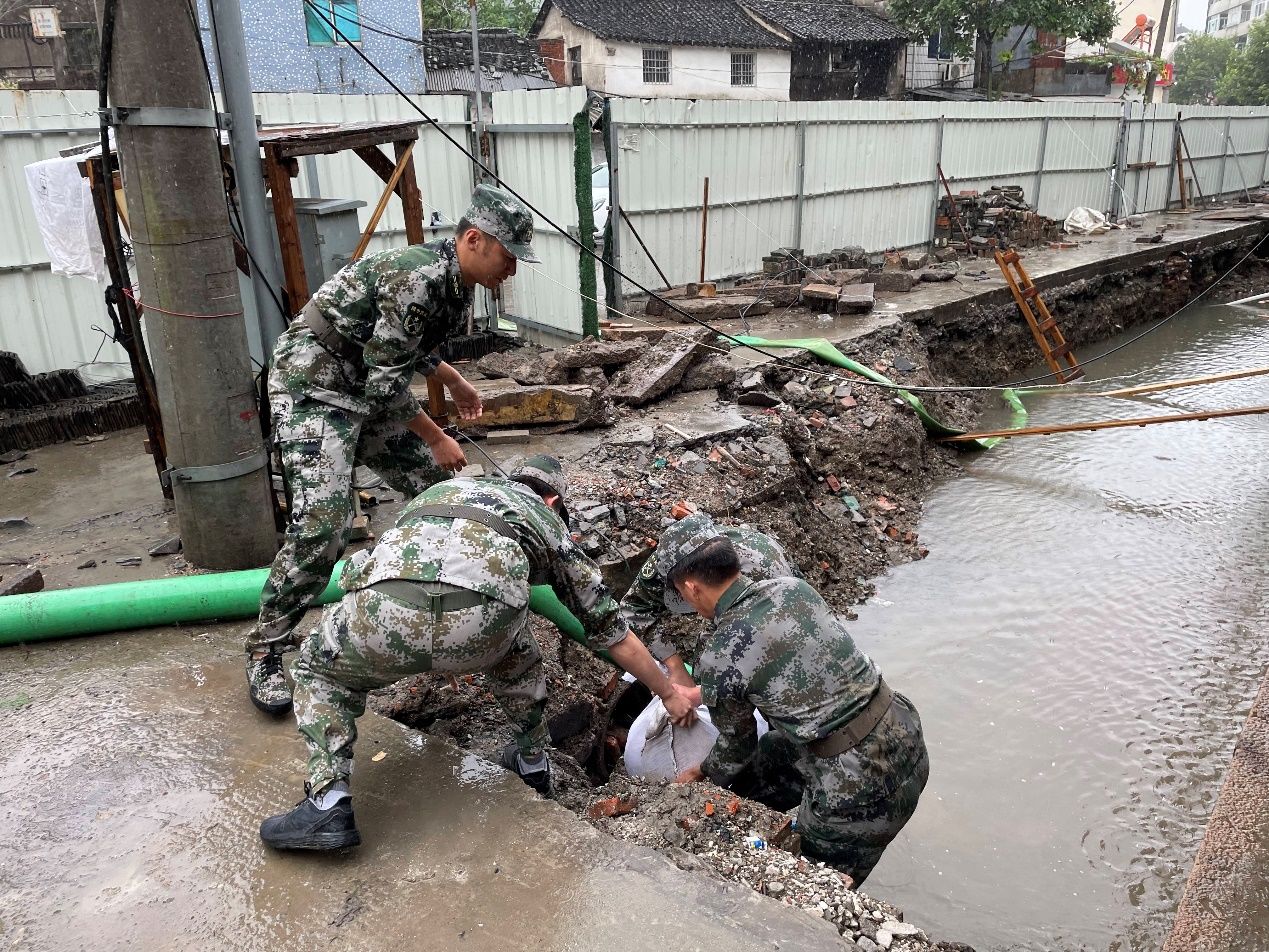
left=942, top=63, right=963, bottom=83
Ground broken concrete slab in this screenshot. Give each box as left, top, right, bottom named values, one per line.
left=680, top=353, right=737, bottom=392
left=649, top=296, right=772, bottom=320
left=598, top=326, right=667, bottom=345
left=822, top=268, right=869, bottom=287
left=0, top=566, right=43, bottom=596
left=919, top=268, right=956, bottom=282
left=570, top=366, right=609, bottom=390
left=555, top=337, right=649, bottom=369
left=449, top=382, right=615, bottom=429
left=476, top=347, right=568, bottom=386
left=485, top=429, right=531, bottom=446
left=609, top=424, right=655, bottom=446
left=608, top=327, right=715, bottom=407
left=901, top=252, right=930, bottom=270
left=800, top=283, right=841, bottom=305
left=837, top=284, right=876, bottom=314
left=0, top=517, right=33, bottom=532
left=873, top=271, right=915, bottom=293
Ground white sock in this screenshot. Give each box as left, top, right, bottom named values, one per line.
left=311, top=780, right=351, bottom=810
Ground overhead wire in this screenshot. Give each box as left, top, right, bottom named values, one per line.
left=300, top=0, right=1266, bottom=397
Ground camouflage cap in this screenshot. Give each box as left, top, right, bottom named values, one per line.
left=655, top=512, right=724, bottom=582
left=463, top=184, right=541, bottom=263
left=510, top=454, right=569, bottom=523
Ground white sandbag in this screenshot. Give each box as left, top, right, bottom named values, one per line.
left=1064, top=206, right=1111, bottom=236
left=624, top=697, right=770, bottom=781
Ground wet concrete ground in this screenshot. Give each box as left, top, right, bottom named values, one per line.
left=0, top=618, right=845, bottom=951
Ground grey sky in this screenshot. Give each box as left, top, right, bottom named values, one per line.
left=1178, top=0, right=1208, bottom=30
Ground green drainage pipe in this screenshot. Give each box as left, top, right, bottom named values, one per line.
left=0, top=564, right=591, bottom=652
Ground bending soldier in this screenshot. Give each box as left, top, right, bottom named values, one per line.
left=260, top=455, right=698, bottom=851
left=246, top=185, right=537, bottom=715
left=621, top=511, right=799, bottom=687
left=660, top=521, right=929, bottom=887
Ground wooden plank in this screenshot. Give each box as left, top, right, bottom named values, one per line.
left=354, top=145, right=399, bottom=187
left=350, top=142, right=415, bottom=263
left=939, top=404, right=1269, bottom=442
left=263, top=122, right=421, bottom=159
left=394, top=139, right=426, bottom=246
left=1058, top=365, right=1269, bottom=399
left=264, top=144, right=307, bottom=312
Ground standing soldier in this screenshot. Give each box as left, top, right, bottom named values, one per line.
left=621, top=512, right=799, bottom=687
left=259, top=455, right=697, bottom=850
left=246, top=185, right=539, bottom=715
left=660, top=522, right=929, bottom=888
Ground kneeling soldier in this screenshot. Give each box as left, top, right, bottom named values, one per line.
left=260, top=455, right=697, bottom=851
left=662, top=523, right=929, bottom=887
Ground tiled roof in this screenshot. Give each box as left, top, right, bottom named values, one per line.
left=740, top=0, right=911, bottom=43
left=530, top=0, right=791, bottom=49
left=421, top=28, right=551, bottom=76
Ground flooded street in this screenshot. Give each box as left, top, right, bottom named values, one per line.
left=854, top=301, right=1269, bottom=950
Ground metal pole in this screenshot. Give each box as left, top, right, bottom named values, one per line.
left=793, top=120, right=807, bottom=251
left=1219, top=115, right=1232, bottom=199
left=1132, top=105, right=1147, bottom=215
left=1259, top=116, right=1269, bottom=191
left=1108, top=99, right=1131, bottom=219
left=929, top=115, right=945, bottom=242
left=208, top=0, right=288, bottom=353
left=603, top=98, right=625, bottom=315
left=1034, top=115, right=1049, bottom=214
left=468, top=0, right=486, bottom=178
left=699, top=176, right=710, bottom=284
left=110, top=0, right=278, bottom=570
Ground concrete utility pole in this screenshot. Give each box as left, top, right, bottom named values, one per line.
left=1143, top=0, right=1174, bottom=105
left=108, top=0, right=278, bottom=569
left=208, top=0, right=289, bottom=354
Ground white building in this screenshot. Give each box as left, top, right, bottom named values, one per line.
left=1206, top=0, right=1266, bottom=45
left=530, top=0, right=912, bottom=101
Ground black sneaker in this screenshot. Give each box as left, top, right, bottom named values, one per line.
left=246, top=650, right=293, bottom=715
left=260, top=796, right=360, bottom=851
left=500, top=743, right=552, bottom=797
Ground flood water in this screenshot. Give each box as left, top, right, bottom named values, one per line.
left=852, top=302, right=1269, bottom=951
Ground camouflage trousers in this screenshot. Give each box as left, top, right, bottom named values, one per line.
left=294, top=583, right=550, bottom=793
left=246, top=393, right=449, bottom=654
left=735, top=694, right=929, bottom=887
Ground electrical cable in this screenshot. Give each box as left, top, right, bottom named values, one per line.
left=301, top=0, right=1268, bottom=397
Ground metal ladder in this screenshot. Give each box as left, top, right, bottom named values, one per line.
left=994, top=249, right=1084, bottom=383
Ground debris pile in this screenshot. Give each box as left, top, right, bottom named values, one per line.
left=567, top=775, right=962, bottom=952
left=0, top=352, right=143, bottom=451
left=934, top=185, right=1061, bottom=257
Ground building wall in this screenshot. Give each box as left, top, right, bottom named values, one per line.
left=1206, top=0, right=1266, bottom=44
left=903, top=40, right=972, bottom=92
left=538, top=36, right=567, bottom=85
left=195, top=0, right=428, bottom=94
left=537, top=6, right=791, bottom=100
left=789, top=40, right=904, bottom=101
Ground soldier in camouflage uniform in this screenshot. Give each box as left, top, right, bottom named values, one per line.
left=662, top=523, right=929, bottom=887
left=259, top=455, right=698, bottom=851
left=246, top=185, right=541, bottom=716
left=621, top=512, right=799, bottom=685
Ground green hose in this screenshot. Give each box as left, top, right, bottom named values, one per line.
left=0, top=560, right=596, bottom=655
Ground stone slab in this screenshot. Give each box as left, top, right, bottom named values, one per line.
left=555, top=337, right=649, bottom=369
left=607, top=327, right=715, bottom=407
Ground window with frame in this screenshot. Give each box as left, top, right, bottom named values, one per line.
left=830, top=48, right=855, bottom=71
left=1256, top=0, right=1267, bottom=17
left=731, top=51, right=755, bottom=86
left=643, top=47, right=671, bottom=84
left=568, top=45, right=583, bottom=85
left=306, top=0, right=361, bottom=45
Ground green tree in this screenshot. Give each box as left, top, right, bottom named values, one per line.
left=1171, top=34, right=1238, bottom=103
left=889, top=0, right=1118, bottom=93
left=420, top=0, right=538, bottom=33
left=1216, top=17, right=1269, bottom=103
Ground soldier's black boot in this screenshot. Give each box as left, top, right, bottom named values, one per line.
left=246, top=649, right=293, bottom=716
left=500, top=743, right=552, bottom=797
left=260, top=790, right=360, bottom=851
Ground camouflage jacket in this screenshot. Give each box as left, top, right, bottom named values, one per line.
left=340, top=477, right=629, bottom=652
left=621, top=525, right=798, bottom=661
left=699, top=576, right=880, bottom=785
left=269, top=240, right=471, bottom=422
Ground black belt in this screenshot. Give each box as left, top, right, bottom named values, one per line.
left=370, top=579, right=487, bottom=617
left=807, top=679, right=894, bottom=759
left=301, top=301, right=363, bottom=363
left=409, top=503, right=518, bottom=540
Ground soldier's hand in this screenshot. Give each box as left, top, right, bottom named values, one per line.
left=448, top=377, right=484, bottom=421
left=428, top=433, right=468, bottom=472
left=662, top=689, right=699, bottom=727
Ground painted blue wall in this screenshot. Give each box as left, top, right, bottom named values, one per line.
left=198, top=0, right=428, bottom=94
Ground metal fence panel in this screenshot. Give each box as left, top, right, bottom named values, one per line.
left=490, top=86, right=588, bottom=338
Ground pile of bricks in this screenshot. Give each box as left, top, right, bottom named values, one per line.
left=934, top=185, right=1062, bottom=257
left=0, top=351, right=143, bottom=451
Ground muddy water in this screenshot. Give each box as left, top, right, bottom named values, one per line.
left=852, top=302, right=1269, bottom=950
